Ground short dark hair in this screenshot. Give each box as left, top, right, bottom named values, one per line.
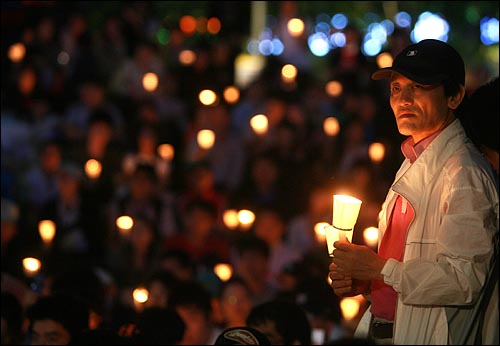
left=26, top=294, right=90, bottom=339
left=247, top=299, right=311, bottom=345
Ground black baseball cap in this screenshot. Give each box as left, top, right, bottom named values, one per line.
left=372, top=39, right=465, bottom=86
left=214, top=327, right=271, bottom=345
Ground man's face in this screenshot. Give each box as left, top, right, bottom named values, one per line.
left=389, top=73, right=454, bottom=143
left=31, top=320, right=71, bottom=345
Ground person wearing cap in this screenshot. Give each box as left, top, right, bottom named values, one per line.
left=328, top=39, right=499, bottom=344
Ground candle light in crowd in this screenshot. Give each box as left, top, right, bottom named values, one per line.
left=323, top=116, right=340, bottom=136
left=287, top=18, right=305, bottom=37
left=363, top=226, right=379, bottom=248
left=85, top=159, right=102, bottom=179
left=326, top=194, right=362, bottom=257
left=198, top=89, right=218, bottom=106
left=376, top=51, right=393, bottom=68
left=213, top=263, right=233, bottom=282
left=116, top=215, right=134, bottom=234
left=8, top=42, right=26, bottom=63
left=157, top=143, right=175, bottom=161
left=223, top=85, right=240, bottom=104
left=314, top=222, right=329, bottom=243
left=281, top=63, right=297, bottom=83
left=340, top=295, right=363, bottom=320
left=325, top=80, right=342, bottom=97
left=223, top=209, right=240, bottom=230
left=38, top=220, right=56, bottom=246
left=132, top=286, right=149, bottom=313
left=197, top=129, right=216, bottom=150
left=237, top=209, right=255, bottom=230
left=250, top=114, right=268, bottom=135
left=179, top=49, right=196, bottom=66
left=142, top=72, right=159, bottom=92
left=368, top=142, right=385, bottom=163
left=22, top=257, right=41, bottom=278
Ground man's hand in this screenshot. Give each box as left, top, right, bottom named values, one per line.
left=328, top=262, right=371, bottom=297
left=330, top=241, right=387, bottom=281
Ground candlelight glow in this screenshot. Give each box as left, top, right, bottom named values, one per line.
left=326, top=195, right=362, bottom=257
left=179, top=49, right=196, bottom=66
left=376, top=52, right=393, bottom=68
left=340, top=295, right=362, bottom=320
left=199, top=89, right=218, bottom=106
left=85, top=159, right=102, bottom=179
left=332, top=195, right=362, bottom=231
left=157, top=143, right=175, bottom=161
left=116, top=215, right=134, bottom=232
left=281, top=64, right=298, bottom=82
left=237, top=209, right=255, bottom=229
left=133, top=287, right=149, bottom=303
left=287, top=18, right=305, bottom=37
left=314, top=222, right=329, bottom=243
left=325, top=80, right=343, bottom=97
left=323, top=117, right=340, bottom=136
left=8, top=42, right=26, bottom=63
left=38, top=220, right=56, bottom=245
left=223, top=209, right=240, bottom=230
left=142, top=72, right=159, bottom=92
left=214, top=263, right=233, bottom=282
left=363, top=226, right=379, bottom=247
left=223, top=86, right=240, bottom=104
left=197, top=129, right=216, bottom=150
left=250, top=114, right=268, bottom=135
left=369, top=142, right=386, bottom=163
left=23, top=257, right=41, bottom=277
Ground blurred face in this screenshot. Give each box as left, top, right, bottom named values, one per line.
left=220, top=282, right=252, bottom=327
left=389, top=73, right=460, bottom=143
left=176, top=305, right=211, bottom=345
left=31, top=320, right=71, bottom=345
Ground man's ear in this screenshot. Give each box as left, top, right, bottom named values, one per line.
left=448, top=85, right=466, bottom=110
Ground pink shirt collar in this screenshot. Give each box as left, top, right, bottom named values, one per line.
left=401, top=131, right=442, bottom=164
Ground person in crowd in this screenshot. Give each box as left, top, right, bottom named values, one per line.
left=1, top=292, right=25, bottom=345
left=25, top=293, right=90, bottom=345
left=328, top=39, right=499, bottom=344
left=133, top=306, right=186, bottom=345
left=231, top=233, right=276, bottom=306
left=157, top=248, right=197, bottom=283
left=37, top=162, right=107, bottom=269
left=169, top=279, right=222, bottom=345
left=294, top=276, right=347, bottom=344
left=215, top=276, right=253, bottom=329
left=163, top=198, right=231, bottom=265
left=246, top=299, right=312, bottom=345
left=461, top=76, right=499, bottom=175
left=286, top=183, right=333, bottom=257
left=252, top=207, right=302, bottom=291
left=108, top=162, right=179, bottom=247
left=214, top=326, right=271, bottom=345
left=460, top=76, right=499, bottom=345
left=142, top=268, right=180, bottom=309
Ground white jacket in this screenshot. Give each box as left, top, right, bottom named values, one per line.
left=356, top=119, right=499, bottom=344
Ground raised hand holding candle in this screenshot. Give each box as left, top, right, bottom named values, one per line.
left=326, top=194, right=362, bottom=257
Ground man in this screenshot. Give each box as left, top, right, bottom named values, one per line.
left=26, top=294, right=90, bottom=345
left=328, top=39, right=499, bottom=344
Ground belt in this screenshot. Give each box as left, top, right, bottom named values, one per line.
left=370, top=319, right=394, bottom=339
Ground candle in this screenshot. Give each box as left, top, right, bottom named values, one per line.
left=326, top=194, right=362, bottom=257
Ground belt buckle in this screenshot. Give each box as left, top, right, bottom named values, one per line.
left=371, top=320, right=393, bottom=339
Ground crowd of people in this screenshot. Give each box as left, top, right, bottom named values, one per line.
left=2, top=2, right=498, bottom=345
